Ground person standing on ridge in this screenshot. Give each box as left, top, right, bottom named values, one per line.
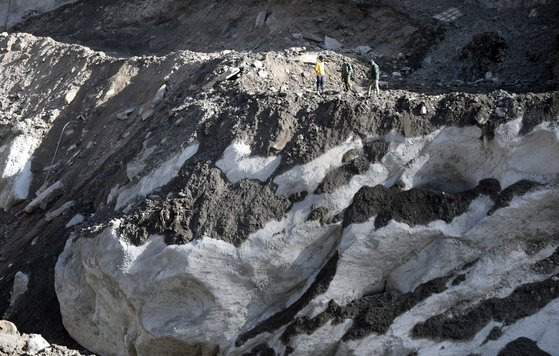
left=367, top=59, right=380, bottom=97
left=341, top=60, right=354, bottom=92
left=315, top=55, right=325, bottom=95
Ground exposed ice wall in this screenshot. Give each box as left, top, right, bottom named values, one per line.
left=56, top=120, right=559, bottom=356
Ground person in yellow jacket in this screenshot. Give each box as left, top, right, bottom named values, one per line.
left=315, top=55, right=325, bottom=95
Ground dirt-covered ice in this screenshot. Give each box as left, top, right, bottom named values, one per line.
left=1, top=0, right=559, bottom=355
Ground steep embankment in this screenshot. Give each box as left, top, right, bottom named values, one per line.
left=1, top=0, right=559, bottom=355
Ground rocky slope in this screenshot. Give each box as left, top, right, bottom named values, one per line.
left=1, top=0, right=559, bottom=355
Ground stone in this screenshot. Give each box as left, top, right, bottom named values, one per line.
left=66, top=214, right=85, bottom=228
left=24, top=181, right=64, bottom=213
left=302, top=32, right=322, bottom=43
left=420, top=105, right=428, bottom=115
left=298, top=53, right=317, bottom=64
left=203, top=67, right=241, bottom=90
left=324, top=36, right=343, bottom=50
left=253, top=60, right=263, bottom=69
left=64, top=87, right=79, bottom=104
left=25, top=334, right=50, bottom=355
left=292, top=32, right=303, bottom=40
left=265, top=15, right=281, bottom=34
left=45, top=201, right=75, bottom=222
left=141, top=107, right=154, bottom=121
left=356, top=45, right=372, bottom=55
left=0, top=333, right=24, bottom=355
left=392, top=71, right=402, bottom=77
left=485, top=71, right=493, bottom=79
left=258, top=70, right=269, bottom=79
left=153, top=84, right=167, bottom=104
left=495, top=107, right=506, bottom=118
left=0, top=135, right=40, bottom=210
left=9, top=272, right=29, bottom=308
left=255, top=11, right=266, bottom=28
left=116, top=107, right=135, bottom=120
left=529, top=9, right=538, bottom=17
left=0, top=321, right=18, bottom=335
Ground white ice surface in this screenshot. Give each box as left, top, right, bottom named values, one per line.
left=115, top=143, right=199, bottom=209
left=216, top=141, right=281, bottom=183
left=56, top=120, right=559, bottom=355
left=400, top=119, right=559, bottom=191
left=0, top=135, right=39, bottom=210
left=273, top=136, right=362, bottom=196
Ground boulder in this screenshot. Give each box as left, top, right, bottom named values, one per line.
left=152, top=84, right=167, bottom=104
left=324, top=36, right=343, bottom=51
left=45, top=201, right=75, bottom=222
left=24, top=181, right=64, bottom=213
left=9, top=272, right=29, bottom=308
left=355, top=45, right=372, bottom=54
left=25, top=334, right=50, bottom=355
left=65, top=214, right=85, bottom=228
left=255, top=11, right=266, bottom=28
left=0, top=321, right=24, bottom=355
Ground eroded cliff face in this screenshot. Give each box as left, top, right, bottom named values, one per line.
left=1, top=0, right=559, bottom=355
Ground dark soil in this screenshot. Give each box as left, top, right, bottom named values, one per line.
left=460, top=32, right=508, bottom=81
left=533, top=246, right=559, bottom=275
left=242, top=343, right=276, bottom=356
left=484, top=326, right=503, bottom=343
left=488, top=180, right=541, bottom=215
left=412, top=276, right=559, bottom=340
left=119, top=164, right=290, bottom=247
left=343, top=179, right=500, bottom=229
left=280, top=275, right=451, bottom=345
left=315, top=156, right=369, bottom=194
left=497, top=337, right=551, bottom=356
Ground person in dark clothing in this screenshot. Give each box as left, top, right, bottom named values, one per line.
left=341, top=60, right=354, bottom=92
left=367, top=59, right=380, bottom=97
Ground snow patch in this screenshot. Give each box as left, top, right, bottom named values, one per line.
left=115, top=143, right=199, bottom=209
left=216, top=141, right=281, bottom=183
left=273, top=136, right=362, bottom=196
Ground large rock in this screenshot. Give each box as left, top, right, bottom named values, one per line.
left=0, top=321, right=24, bottom=355
left=324, top=36, right=343, bottom=51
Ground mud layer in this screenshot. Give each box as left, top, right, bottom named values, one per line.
left=413, top=276, right=559, bottom=340
left=498, top=337, right=551, bottom=356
